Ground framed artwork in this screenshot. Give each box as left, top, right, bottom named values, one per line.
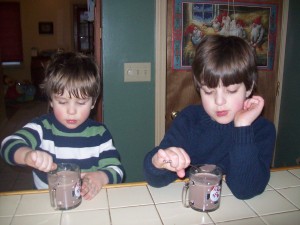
left=38, top=22, right=53, bottom=34
left=172, top=0, right=280, bottom=71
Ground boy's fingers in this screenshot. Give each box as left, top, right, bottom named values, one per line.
left=51, top=163, right=57, bottom=171
left=31, top=151, right=37, bottom=162
left=176, top=169, right=185, bottom=178
left=157, top=149, right=170, bottom=161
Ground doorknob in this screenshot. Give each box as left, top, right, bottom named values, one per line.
left=171, top=111, right=179, bottom=120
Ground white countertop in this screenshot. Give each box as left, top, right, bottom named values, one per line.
left=0, top=168, right=300, bottom=225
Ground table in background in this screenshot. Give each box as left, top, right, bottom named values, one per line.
left=1, top=167, right=300, bottom=225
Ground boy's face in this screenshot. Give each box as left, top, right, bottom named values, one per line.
left=50, top=92, right=94, bottom=129
left=199, top=81, right=252, bottom=124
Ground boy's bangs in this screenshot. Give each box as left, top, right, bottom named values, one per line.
left=53, top=72, right=94, bottom=99
left=200, top=64, right=245, bottom=88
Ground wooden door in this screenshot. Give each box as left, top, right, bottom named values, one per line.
left=166, top=0, right=283, bottom=130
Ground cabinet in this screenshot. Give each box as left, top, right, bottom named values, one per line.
left=31, top=56, right=50, bottom=98
left=73, top=5, right=94, bottom=54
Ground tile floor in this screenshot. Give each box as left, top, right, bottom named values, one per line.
left=0, top=169, right=300, bottom=225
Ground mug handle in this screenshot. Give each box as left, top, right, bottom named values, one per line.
left=182, top=182, right=190, bottom=208
left=50, top=188, right=57, bottom=209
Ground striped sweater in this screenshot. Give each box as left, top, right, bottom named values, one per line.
left=1, top=113, right=124, bottom=189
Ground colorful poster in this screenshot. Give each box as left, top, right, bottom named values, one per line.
left=172, top=0, right=279, bottom=71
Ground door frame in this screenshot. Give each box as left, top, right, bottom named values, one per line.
left=155, top=0, right=289, bottom=149
left=94, top=0, right=103, bottom=122
left=155, top=0, right=167, bottom=145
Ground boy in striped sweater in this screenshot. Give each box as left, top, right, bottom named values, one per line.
left=1, top=52, right=124, bottom=200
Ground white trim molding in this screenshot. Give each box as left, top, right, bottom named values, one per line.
left=155, top=0, right=167, bottom=145
left=272, top=0, right=289, bottom=166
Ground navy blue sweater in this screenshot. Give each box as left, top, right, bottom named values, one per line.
left=144, top=105, right=276, bottom=199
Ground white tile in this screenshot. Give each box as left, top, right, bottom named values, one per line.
left=289, top=169, right=300, bottom=179
left=61, top=209, right=110, bottom=225
left=245, top=190, right=297, bottom=215
left=277, top=187, right=300, bottom=208
left=208, top=195, right=256, bottom=223
left=107, top=186, right=153, bottom=208
left=216, top=217, right=265, bottom=225
left=269, top=171, right=300, bottom=189
left=261, top=210, right=300, bottom=225
left=221, top=182, right=233, bottom=196
left=11, top=213, right=61, bottom=225
left=110, top=205, right=162, bottom=225
left=0, top=217, right=12, bottom=225
left=15, top=193, right=60, bottom=215
left=221, top=182, right=271, bottom=197
left=0, top=195, right=21, bottom=216
left=264, top=184, right=274, bottom=191
left=156, top=202, right=213, bottom=225
left=71, top=189, right=108, bottom=211
left=148, top=182, right=184, bottom=204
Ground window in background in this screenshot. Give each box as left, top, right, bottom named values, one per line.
left=0, top=2, right=23, bottom=66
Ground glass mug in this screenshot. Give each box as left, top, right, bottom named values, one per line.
left=47, top=163, right=82, bottom=210
left=182, top=164, right=222, bottom=212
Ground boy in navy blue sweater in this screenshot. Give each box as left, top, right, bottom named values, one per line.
left=144, top=35, right=276, bottom=199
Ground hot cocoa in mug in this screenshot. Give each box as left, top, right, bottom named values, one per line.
left=182, top=164, right=222, bottom=212
left=47, top=163, right=82, bottom=210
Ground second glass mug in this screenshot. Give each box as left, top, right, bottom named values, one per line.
left=182, top=164, right=222, bottom=212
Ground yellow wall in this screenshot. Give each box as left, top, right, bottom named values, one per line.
left=1, top=0, right=86, bottom=81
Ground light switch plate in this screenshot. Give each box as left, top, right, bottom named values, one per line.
left=124, top=62, right=151, bottom=82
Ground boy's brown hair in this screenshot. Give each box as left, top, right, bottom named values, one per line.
left=192, top=35, right=257, bottom=92
left=40, top=52, right=101, bottom=105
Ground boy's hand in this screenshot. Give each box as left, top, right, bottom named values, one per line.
left=234, top=95, right=264, bottom=127
left=80, top=171, right=109, bottom=200
left=152, top=148, right=190, bottom=178
left=24, top=150, right=57, bottom=172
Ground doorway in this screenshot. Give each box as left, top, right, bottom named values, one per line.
left=73, top=0, right=103, bottom=122
left=73, top=4, right=94, bottom=55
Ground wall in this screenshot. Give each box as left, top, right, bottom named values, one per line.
left=0, top=62, right=6, bottom=126
left=1, top=0, right=86, bottom=82
left=102, top=0, right=155, bottom=182
left=275, top=0, right=300, bottom=166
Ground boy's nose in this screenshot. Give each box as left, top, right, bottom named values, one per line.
left=215, top=93, right=226, bottom=106
left=67, top=106, right=76, bottom=115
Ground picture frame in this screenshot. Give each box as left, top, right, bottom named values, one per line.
left=172, top=0, right=280, bottom=71
left=38, top=22, right=53, bottom=35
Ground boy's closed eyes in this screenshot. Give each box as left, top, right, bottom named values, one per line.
left=53, top=95, right=92, bottom=106
left=200, top=83, right=242, bottom=95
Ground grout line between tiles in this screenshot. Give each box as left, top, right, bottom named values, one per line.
left=59, top=211, right=63, bottom=225
left=257, top=208, right=300, bottom=217
left=146, top=185, right=165, bottom=225
left=104, top=188, right=113, bottom=225
left=12, top=194, right=22, bottom=218
left=214, top=216, right=266, bottom=225
left=273, top=187, right=300, bottom=210
left=243, top=196, right=265, bottom=219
